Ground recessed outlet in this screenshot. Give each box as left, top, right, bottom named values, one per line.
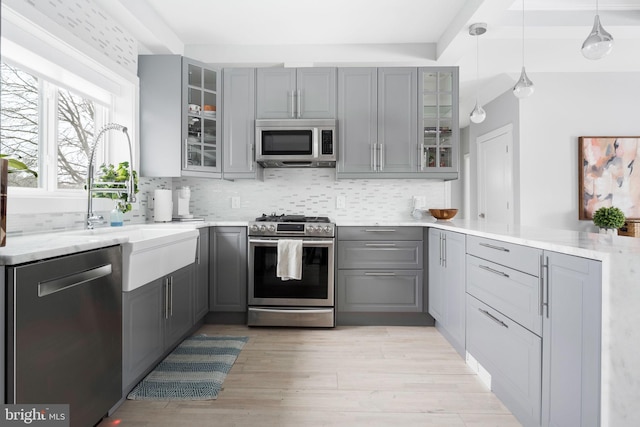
left=336, top=195, right=346, bottom=209
left=231, top=196, right=240, bottom=209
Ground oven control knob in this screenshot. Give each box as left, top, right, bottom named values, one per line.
left=268, top=225, right=276, bottom=232
left=307, top=225, right=316, bottom=233
left=324, top=226, right=332, bottom=234
left=250, top=224, right=259, bottom=232
left=259, top=225, right=266, bottom=232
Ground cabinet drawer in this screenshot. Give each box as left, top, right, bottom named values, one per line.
left=466, top=255, right=542, bottom=336
left=338, top=240, right=422, bottom=269
left=338, top=226, right=423, bottom=241
left=337, top=269, right=422, bottom=312
left=466, top=295, right=541, bottom=427
left=466, top=235, right=541, bottom=276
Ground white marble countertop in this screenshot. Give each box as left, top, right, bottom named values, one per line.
left=0, top=216, right=637, bottom=425
left=0, top=220, right=247, bottom=265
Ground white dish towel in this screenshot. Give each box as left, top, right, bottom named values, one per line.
left=276, top=239, right=303, bottom=281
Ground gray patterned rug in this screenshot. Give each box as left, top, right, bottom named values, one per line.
left=127, top=335, right=248, bottom=400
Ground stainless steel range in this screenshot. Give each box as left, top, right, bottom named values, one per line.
left=247, top=214, right=335, bottom=327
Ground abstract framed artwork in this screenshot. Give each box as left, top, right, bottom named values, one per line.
left=579, top=136, right=640, bottom=220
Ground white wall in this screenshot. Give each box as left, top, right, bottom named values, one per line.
left=519, top=72, right=640, bottom=232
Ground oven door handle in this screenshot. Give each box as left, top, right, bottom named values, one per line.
left=249, top=238, right=334, bottom=246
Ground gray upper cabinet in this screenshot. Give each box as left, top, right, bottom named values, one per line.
left=542, top=251, right=601, bottom=427
left=377, top=67, right=418, bottom=173
left=256, top=68, right=336, bottom=119
left=222, top=68, right=261, bottom=179
left=337, top=67, right=420, bottom=178
left=336, top=68, right=377, bottom=174
left=138, top=55, right=221, bottom=178
left=428, top=228, right=466, bottom=355
left=418, top=67, right=459, bottom=179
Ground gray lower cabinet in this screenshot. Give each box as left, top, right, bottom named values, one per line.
left=337, top=227, right=424, bottom=323
left=466, top=294, right=542, bottom=427
left=542, top=251, right=601, bottom=427
left=193, top=227, right=210, bottom=322
left=222, top=68, right=261, bottom=179
left=122, top=264, right=194, bottom=394
left=209, top=227, right=247, bottom=313
left=428, top=228, right=466, bottom=355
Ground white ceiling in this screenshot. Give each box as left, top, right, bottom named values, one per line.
left=96, top=0, right=640, bottom=123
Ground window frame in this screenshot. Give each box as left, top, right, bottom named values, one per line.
left=1, top=5, right=139, bottom=215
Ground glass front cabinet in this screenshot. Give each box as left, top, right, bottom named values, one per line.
left=183, top=59, right=220, bottom=175
left=418, top=67, right=459, bottom=179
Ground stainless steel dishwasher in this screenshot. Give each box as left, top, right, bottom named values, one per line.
left=6, top=245, right=122, bottom=427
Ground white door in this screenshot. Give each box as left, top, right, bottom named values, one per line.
left=477, top=124, right=514, bottom=224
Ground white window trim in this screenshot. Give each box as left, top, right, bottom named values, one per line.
left=1, top=3, right=140, bottom=216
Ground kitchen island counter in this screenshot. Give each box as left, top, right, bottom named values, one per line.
left=337, top=217, right=638, bottom=427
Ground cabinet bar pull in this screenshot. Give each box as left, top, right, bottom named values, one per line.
left=164, top=278, right=170, bottom=319
left=379, top=143, right=385, bottom=171
left=478, top=308, right=509, bottom=328
left=364, top=229, right=397, bottom=232
left=296, top=89, right=301, bottom=118
left=364, top=272, right=396, bottom=276
left=479, top=242, right=510, bottom=252
left=370, top=143, right=376, bottom=171
left=169, top=276, right=174, bottom=317
left=439, top=234, right=443, bottom=267
left=419, top=143, right=425, bottom=170
left=196, top=234, right=201, bottom=264
left=539, top=253, right=544, bottom=316
left=290, top=91, right=295, bottom=118
left=442, top=233, right=447, bottom=268
left=364, top=243, right=397, bottom=247
left=543, top=256, right=550, bottom=318
left=478, top=264, right=509, bottom=278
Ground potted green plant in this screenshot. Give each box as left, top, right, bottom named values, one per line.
left=592, top=206, right=626, bottom=235
left=93, top=161, right=139, bottom=226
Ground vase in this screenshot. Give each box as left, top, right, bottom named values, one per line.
left=598, top=227, right=617, bottom=236
left=0, top=158, right=7, bottom=246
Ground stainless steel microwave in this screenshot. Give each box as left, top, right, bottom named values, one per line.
left=255, top=119, right=337, bottom=168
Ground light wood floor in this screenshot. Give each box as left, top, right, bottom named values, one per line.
left=98, top=324, right=522, bottom=427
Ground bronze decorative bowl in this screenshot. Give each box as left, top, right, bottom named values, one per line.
left=429, top=208, right=458, bottom=220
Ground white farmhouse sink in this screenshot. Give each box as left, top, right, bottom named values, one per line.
left=61, top=226, right=199, bottom=291
left=120, top=227, right=199, bottom=291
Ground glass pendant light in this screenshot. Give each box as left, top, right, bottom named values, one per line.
left=582, top=0, right=614, bottom=60
left=513, top=0, right=534, bottom=98
left=469, top=23, right=487, bottom=124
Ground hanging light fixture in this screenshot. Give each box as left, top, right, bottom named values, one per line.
left=582, top=0, right=614, bottom=60
left=513, top=0, right=534, bottom=98
left=469, top=23, right=487, bottom=124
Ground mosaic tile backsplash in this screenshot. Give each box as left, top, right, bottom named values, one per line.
left=170, top=169, right=447, bottom=223
left=7, top=170, right=447, bottom=234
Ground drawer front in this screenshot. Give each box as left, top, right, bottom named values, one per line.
left=466, top=235, right=542, bottom=276
left=466, top=255, right=542, bottom=336
left=338, top=241, right=422, bottom=269
left=338, top=226, right=423, bottom=241
left=337, top=269, right=422, bottom=312
left=466, top=295, right=542, bottom=427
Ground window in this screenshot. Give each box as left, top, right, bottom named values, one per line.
left=0, top=61, right=108, bottom=191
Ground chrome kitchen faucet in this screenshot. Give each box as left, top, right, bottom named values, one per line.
left=85, top=123, right=136, bottom=229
